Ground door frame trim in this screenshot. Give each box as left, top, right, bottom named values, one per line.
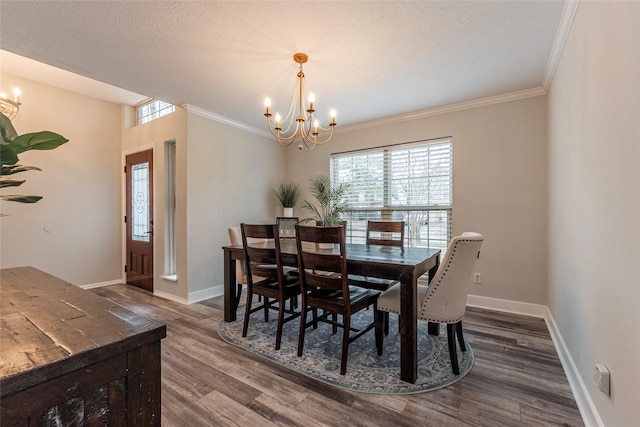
left=121, top=145, right=155, bottom=288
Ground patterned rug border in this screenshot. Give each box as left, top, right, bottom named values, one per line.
left=218, top=309, right=473, bottom=395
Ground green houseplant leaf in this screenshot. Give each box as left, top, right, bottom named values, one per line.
left=0, top=195, right=43, bottom=203
left=0, top=112, right=18, bottom=144
left=1, top=164, right=42, bottom=175
left=0, top=144, right=19, bottom=165
left=0, top=178, right=26, bottom=188
left=8, top=131, right=69, bottom=154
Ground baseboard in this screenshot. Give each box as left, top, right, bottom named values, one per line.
left=543, top=308, right=603, bottom=427
left=466, top=294, right=600, bottom=427
left=466, top=294, right=547, bottom=318
left=187, top=285, right=223, bottom=304
left=151, top=285, right=223, bottom=305
left=80, top=279, right=122, bottom=290
left=153, top=289, right=188, bottom=305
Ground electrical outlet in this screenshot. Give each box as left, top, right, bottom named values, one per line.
left=473, top=273, right=482, bottom=284
left=594, top=363, right=610, bottom=396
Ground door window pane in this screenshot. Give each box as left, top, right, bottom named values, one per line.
left=132, top=162, right=150, bottom=242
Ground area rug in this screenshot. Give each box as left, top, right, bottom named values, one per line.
left=218, top=308, right=473, bottom=394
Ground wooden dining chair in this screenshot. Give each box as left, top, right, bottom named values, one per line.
left=241, top=223, right=301, bottom=350
left=377, top=232, right=484, bottom=374
left=365, top=220, right=405, bottom=247
left=349, top=220, right=406, bottom=292
left=295, top=224, right=383, bottom=375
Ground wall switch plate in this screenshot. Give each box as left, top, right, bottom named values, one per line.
left=473, top=273, right=482, bottom=284
left=594, top=363, right=610, bottom=396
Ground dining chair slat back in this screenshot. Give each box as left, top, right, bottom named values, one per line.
left=366, top=220, right=405, bottom=247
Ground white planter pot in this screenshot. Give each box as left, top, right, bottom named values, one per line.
left=283, top=207, right=294, bottom=217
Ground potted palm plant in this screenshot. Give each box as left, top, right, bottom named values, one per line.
left=273, top=181, right=300, bottom=217
left=0, top=112, right=68, bottom=216
left=300, top=175, right=351, bottom=226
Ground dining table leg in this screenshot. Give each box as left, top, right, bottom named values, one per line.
left=223, top=249, right=238, bottom=322
left=427, top=256, right=441, bottom=336
left=399, top=271, right=418, bottom=383
left=399, top=255, right=441, bottom=382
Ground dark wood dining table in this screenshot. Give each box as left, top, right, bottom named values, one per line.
left=222, top=240, right=441, bottom=384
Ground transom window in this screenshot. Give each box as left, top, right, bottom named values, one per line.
left=136, top=99, right=175, bottom=126
left=330, top=138, right=452, bottom=251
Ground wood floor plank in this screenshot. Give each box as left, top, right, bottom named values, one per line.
left=246, top=393, right=327, bottom=427
left=519, top=402, right=584, bottom=426
left=90, top=285, right=584, bottom=426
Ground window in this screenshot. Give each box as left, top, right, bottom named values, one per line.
left=164, top=140, right=177, bottom=277
left=136, top=99, right=175, bottom=126
left=330, top=138, right=452, bottom=251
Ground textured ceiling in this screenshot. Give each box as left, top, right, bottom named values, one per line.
left=0, top=1, right=566, bottom=131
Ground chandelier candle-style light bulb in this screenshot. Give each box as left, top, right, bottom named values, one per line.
left=308, top=93, right=315, bottom=111
left=264, top=97, right=271, bottom=115
left=0, top=87, right=21, bottom=119
left=263, top=53, right=337, bottom=150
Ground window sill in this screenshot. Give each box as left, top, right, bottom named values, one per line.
left=161, top=274, right=178, bottom=282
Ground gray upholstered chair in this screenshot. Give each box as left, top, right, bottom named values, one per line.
left=228, top=226, right=249, bottom=313
left=377, top=232, right=484, bottom=375
left=228, top=226, right=248, bottom=284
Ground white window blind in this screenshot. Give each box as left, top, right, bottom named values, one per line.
left=330, top=138, right=452, bottom=250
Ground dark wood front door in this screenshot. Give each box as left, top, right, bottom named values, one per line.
left=125, top=150, right=153, bottom=291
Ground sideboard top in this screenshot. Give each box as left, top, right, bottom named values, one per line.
left=1, top=267, right=166, bottom=395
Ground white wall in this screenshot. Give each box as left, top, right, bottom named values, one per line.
left=287, top=95, right=548, bottom=305
left=121, top=109, right=285, bottom=302
left=121, top=106, right=188, bottom=300
left=186, top=112, right=285, bottom=300
left=547, top=2, right=640, bottom=426
left=0, top=73, right=122, bottom=286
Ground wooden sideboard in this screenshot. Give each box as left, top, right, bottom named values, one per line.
left=0, top=267, right=167, bottom=426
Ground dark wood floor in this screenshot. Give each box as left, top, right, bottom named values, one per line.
left=91, top=285, right=584, bottom=427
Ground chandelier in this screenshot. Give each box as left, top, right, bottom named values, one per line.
left=264, top=53, right=336, bottom=150
left=0, top=88, right=20, bottom=120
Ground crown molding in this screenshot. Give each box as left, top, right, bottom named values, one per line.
left=183, top=104, right=271, bottom=138
left=336, top=86, right=547, bottom=134
left=543, top=0, right=581, bottom=91
left=185, top=84, right=549, bottom=138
